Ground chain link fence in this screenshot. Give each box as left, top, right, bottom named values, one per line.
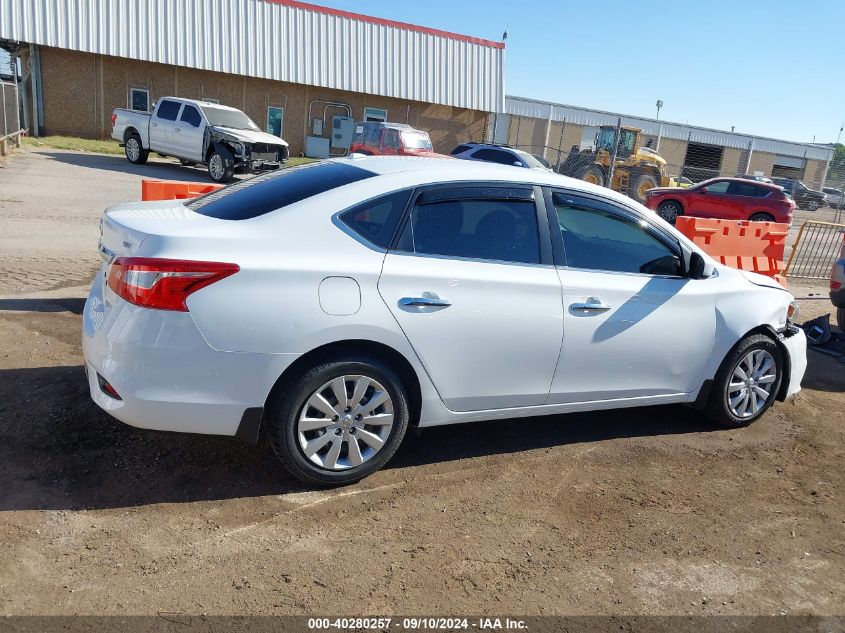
left=490, top=112, right=842, bottom=212
left=0, top=49, right=23, bottom=156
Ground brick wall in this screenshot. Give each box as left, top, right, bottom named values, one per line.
left=37, top=47, right=488, bottom=156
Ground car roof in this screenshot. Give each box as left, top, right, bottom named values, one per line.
left=332, top=155, right=634, bottom=203
left=159, top=96, right=241, bottom=112
left=702, top=176, right=783, bottom=192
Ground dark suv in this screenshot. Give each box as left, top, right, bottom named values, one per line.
left=771, top=178, right=826, bottom=211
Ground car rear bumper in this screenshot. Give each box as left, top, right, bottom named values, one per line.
left=781, top=326, right=807, bottom=400
left=82, top=267, right=297, bottom=436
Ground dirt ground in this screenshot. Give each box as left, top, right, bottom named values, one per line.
left=0, top=148, right=843, bottom=618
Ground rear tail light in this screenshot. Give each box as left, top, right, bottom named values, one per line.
left=106, top=257, right=239, bottom=311
left=111, top=113, right=117, bottom=128
left=832, top=280, right=842, bottom=290
left=97, top=373, right=122, bottom=400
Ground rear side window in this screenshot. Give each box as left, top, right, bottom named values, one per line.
left=187, top=162, right=376, bottom=220
left=156, top=100, right=182, bottom=121
left=180, top=105, right=202, bottom=128
left=472, top=148, right=519, bottom=166
left=728, top=181, right=767, bottom=197
left=339, top=190, right=412, bottom=249
left=395, top=191, right=540, bottom=264
left=451, top=144, right=472, bottom=155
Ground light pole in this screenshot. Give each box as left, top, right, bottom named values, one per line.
left=655, top=99, right=663, bottom=121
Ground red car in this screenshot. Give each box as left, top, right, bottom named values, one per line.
left=644, top=177, right=795, bottom=225
left=349, top=121, right=447, bottom=157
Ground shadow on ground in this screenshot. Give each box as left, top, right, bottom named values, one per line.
left=0, top=364, right=724, bottom=512
left=37, top=151, right=245, bottom=183
left=0, top=298, right=86, bottom=314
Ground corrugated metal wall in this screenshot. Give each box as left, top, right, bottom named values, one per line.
left=506, top=96, right=833, bottom=162
left=0, top=0, right=504, bottom=112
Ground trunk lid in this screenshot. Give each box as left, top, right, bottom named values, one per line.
left=98, top=200, right=232, bottom=263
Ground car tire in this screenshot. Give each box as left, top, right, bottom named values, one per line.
left=837, top=307, right=845, bottom=334
left=207, top=147, right=235, bottom=183
left=180, top=159, right=197, bottom=167
left=806, top=200, right=820, bottom=212
left=657, top=200, right=683, bottom=225
left=631, top=172, right=659, bottom=204
left=749, top=212, right=775, bottom=222
left=265, top=354, right=411, bottom=486
left=124, top=134, right=149, bottom=165
left=704, top=333, right=784, bottom=428
left=575, top=163, right=606, bottom=187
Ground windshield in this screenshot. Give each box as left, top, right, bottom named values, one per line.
left=401, top=131, right=433, bottom=151
left=514, top=150, right=547, bottom=169
left=201, top=105, right=260, bottom=131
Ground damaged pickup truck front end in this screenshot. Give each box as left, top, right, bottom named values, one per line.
left=204, top=126, right=290, bottom=180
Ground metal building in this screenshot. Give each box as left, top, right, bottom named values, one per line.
left=0, top=0, right=505, bottom=155
left=497, top=96, right=835, bottom=189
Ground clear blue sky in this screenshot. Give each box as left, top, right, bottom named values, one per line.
left=312, top=0, right=845, bottom=145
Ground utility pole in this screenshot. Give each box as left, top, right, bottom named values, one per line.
left=655, top=99, right=663, bottom=120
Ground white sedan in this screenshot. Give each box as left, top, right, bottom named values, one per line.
left=83, top=157, right=807, bottom=484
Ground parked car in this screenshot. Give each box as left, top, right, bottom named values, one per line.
left=450, top=142, right=552, bottom=171
left=349, top=122, right=438, bottom=157
left=84, top=157, right=806, bottom=485
left=771, top=178, right=826, bottom=211
left=823, top=186, right=844, bottom=208
left=111, top=97, right=289, bottom=183
left=644, top=177, right=795, bottom=225
left=831, top=240, right=845, bottom=332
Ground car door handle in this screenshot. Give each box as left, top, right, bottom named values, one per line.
left=570, top=297, right=612, bottom=312
left=173, top=127, right=181, bottom=132
left=399, top=296, right=451, bottom=308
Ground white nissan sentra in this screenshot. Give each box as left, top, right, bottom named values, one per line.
left=83, top=157, right=807, bottom=484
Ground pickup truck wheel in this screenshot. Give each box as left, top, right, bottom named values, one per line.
left=124, top=135, right=149, bottom=165
left=208, top=149, right=234, bottom=183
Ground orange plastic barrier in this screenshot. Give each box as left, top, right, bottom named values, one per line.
left=141, top=179, right=224, bottom=202
left=674, top=216, right=788, bottom=287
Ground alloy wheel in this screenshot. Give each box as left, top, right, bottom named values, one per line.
left=296, top=375, right=395, bottom=471
left=126, top=138, right=140, bottom=162
left=726, top=349, right=777, bottom=419
left=659, top=203, right=679, bottom=223
left=209, top=154, right=225, bottom=180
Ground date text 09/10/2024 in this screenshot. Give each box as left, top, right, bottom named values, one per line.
left=307, top=617, right=528, bottom=630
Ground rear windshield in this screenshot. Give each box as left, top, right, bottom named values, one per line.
left=187, top=161, right=377, bottom=220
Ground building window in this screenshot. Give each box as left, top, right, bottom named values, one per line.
left=266, top=106, right=284, bottom=137
left=363, top=107, right=387, bottom=122
left=202, top=97, right=219, bottom=104
left=130, top=88, right=150, bottom=112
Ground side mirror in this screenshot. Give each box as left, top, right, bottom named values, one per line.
left=514, top=161, right=523, bottom=167
left=699, top=186, right=708, bottom=194
left=688, top=252, right=714, bottom=279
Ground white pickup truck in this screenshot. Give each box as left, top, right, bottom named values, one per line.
left=111, top=97, right=289, bottom=183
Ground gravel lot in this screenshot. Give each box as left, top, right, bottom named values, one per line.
left=1, top=148, right=843, bottom=617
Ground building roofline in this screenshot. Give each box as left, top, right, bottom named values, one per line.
left=266, top=0, right=505, bottom=49
left=506, top=94, right=830, bottom=154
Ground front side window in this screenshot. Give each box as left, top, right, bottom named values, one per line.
left=156, top=100, right=182, bottom=121
left=179, top=105, right=202, bottom=128
left=339, top=190, right=412, bottom=249
left=396, top=191, right=540, bottom=265
left=702, top=180, right=730, bottom=194
left=552, top=192, right=682, bottom=276
left=187, top=161, right=376, bottom=220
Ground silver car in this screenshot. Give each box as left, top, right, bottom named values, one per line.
left=823, top=187, right=844, bottom=208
